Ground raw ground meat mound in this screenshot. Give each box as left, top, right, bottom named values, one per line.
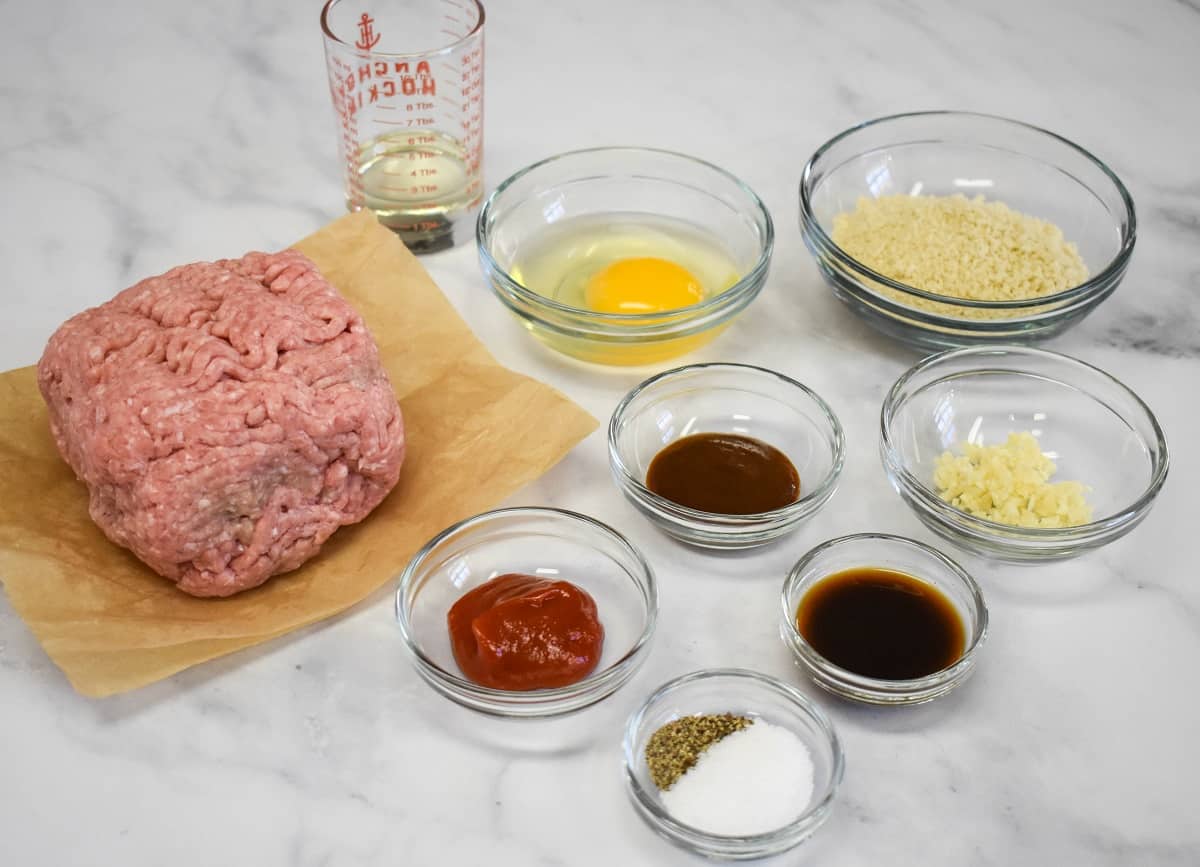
left=37, top=249, right=405, bottom=597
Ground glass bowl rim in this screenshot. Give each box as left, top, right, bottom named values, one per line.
left=394, top=506, right=659, bottom=705
left=621, top=667, right=846, bottom=845
left=798, top=109, right=1137, bottom=311
left=476, top=145, right=775, bottom=324
left=879, top=345, right=1170, bottom=540
left=779, top=532, right=989, bottom=693
left=608, top=362, right=847, bottom=523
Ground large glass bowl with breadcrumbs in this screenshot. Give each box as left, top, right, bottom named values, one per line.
left=800, top=111, right=1136, bottom=350
left=477, top=147, right=773, bottom=366
left=880, top=346, right=1168, bottom=561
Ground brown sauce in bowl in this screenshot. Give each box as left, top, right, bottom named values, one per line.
left=645, top=432, right=800, bottom=515
left=796, top=567, right=965, bottom=680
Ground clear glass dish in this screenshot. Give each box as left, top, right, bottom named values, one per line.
left=780, top=533, right=988, bottom=705
left=608, top=363, right=845, bottom=548
left=477, top=147, right=773, bottom=365
left=622, top=669, right=844, bottom=861
left=395, top=507, right=657, bottom=717
left=880, top=346, right=1169, bottom=561
left=800, top=111, right=1136, bottom=350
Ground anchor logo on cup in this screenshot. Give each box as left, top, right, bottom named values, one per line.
left=355, top=13, right=381, bottom=50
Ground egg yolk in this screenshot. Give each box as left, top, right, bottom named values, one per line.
left=583, top=257, right=704, bottom=314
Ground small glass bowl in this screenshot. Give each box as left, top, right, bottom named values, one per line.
left=800, top=111, right=1136, bottom=350
left=780, top=534, right=988, bottom=705
left=477, top=147, right=773, bottom=366
left=881, top=346, right=1170, bottom=561
left=608, top=363, right=845, bottom=548
left=623, top=669, right=844, bottom=861
left=395, top=508, right=657, bottom=718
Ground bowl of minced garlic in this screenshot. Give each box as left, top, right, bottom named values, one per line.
left=800, top=111, right=1136, bottom=349
left=881, top=346, right=1169, bottom=562
left=933, top=432, right=1093, bottom=529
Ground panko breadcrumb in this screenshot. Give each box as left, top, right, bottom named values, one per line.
left=831, top=194, right=1088, bottom=320
left=933, top=432, right=1092, bottom=528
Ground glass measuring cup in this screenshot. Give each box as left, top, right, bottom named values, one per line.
left=321, top=0, right=485, bottom=253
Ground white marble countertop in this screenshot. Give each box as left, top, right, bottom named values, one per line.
left=2, top=1, right=1198, bottom=864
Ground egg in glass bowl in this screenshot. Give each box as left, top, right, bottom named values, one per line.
left=476, top=147, right=774, bottom=366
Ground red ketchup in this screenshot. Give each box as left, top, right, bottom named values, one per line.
left=447, top=573, right=605, bottom=690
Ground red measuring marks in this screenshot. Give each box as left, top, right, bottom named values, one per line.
left=325, top=0, right=484, bottom=233
left=330, top=53, right=365, bottom=208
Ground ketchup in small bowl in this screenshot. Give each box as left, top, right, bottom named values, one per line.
left=396, top=507, right=657, bottom=718
left=447, top=573, right=605, bottom=690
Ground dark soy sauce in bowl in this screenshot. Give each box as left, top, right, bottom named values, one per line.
left=795, top=567, right=965, bottom=680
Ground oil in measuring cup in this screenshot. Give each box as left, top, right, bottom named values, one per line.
left=359, top=132, right=475, bottom=236
left=321, top=0, right=485, bottom=252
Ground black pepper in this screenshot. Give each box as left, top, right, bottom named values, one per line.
left=644, top=713, right=753, bottom=791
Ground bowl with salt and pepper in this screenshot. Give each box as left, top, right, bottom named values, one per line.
left=622, top=668, right=844, bottom=860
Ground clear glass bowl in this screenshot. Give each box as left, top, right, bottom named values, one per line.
left=608, top=363, right=845, bottom=548
left=881, top=346, right=1169, bottom=561
left=395, top=508, right=658, bottom=717
left=477, top=147, right=773, bottom=365
left=622, top=669, right=844, bottom=860
left=780, top=534, right=988, bottom=705
left=800, top=111, right=1136, bottom=350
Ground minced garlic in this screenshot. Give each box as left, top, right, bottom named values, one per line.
left=830, top=194, right=1088, bottom=320
left=932, top=432, right=1092, bottom=528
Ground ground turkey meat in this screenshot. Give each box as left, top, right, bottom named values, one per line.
left=37, top=249, right=405, bottom=597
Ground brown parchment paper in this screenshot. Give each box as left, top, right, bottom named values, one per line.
left=0, top=211, right=597, bottom=698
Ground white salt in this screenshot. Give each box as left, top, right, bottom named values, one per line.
left=660, top=720, right=815, bottom=837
